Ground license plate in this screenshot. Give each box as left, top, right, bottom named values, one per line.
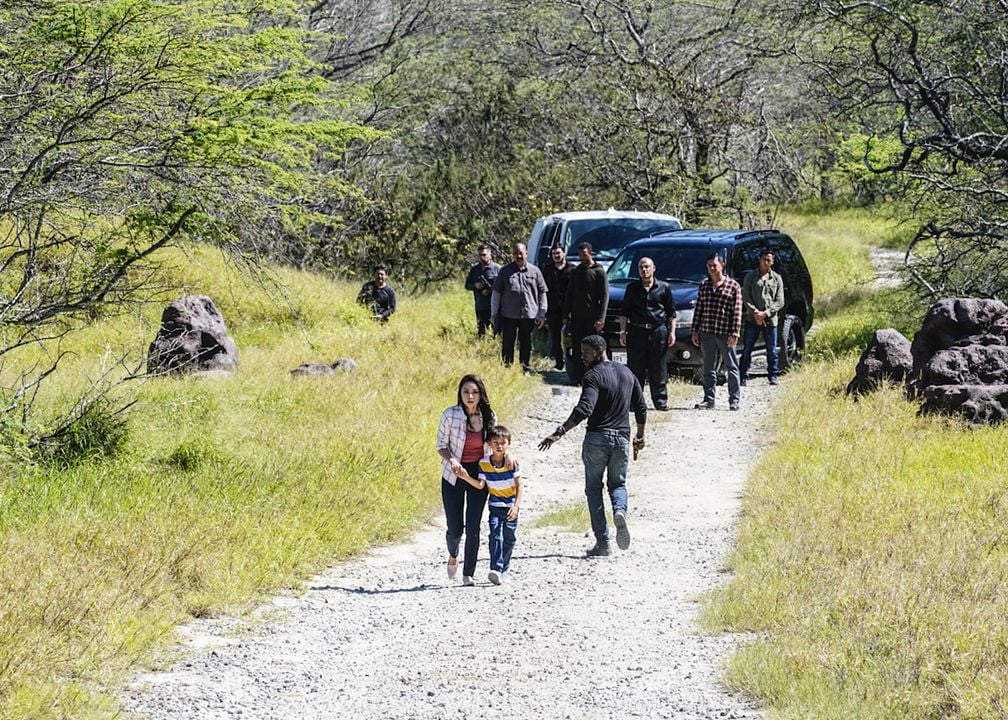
left=611, top=350, right=627, bottom=364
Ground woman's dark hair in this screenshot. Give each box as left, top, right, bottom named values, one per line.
left=456, top=374, right=494, bottom=440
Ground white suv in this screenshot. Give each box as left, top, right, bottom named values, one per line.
left=527, top=209, right=683, bottom=270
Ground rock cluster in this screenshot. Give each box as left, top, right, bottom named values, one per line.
left=147, top=295, right=239, bottom=375
left=289, top=359, right=357, bottom=376
left=849, top=298, right=1008, bottom=425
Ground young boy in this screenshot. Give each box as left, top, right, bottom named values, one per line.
left=454, top=425, right=523, bottom=585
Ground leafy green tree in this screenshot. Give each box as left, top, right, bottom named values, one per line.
left=0, top=0, right=371, bottom=445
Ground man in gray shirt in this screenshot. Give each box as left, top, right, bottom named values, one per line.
left=491, top=242, right=548, bottom=372
left=740, top=248, right=785, bottom=386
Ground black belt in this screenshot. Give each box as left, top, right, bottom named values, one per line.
left=629, top=321, right=664, bottom=330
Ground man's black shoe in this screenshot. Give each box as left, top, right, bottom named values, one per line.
left=740, top=376, right=748, bottom=386
left=694, top=400, right=715, bottom=410
left=585, top=542, right=611, bottom=557
left=768, top=376, right=779, bottom=385
left=654, top=405, right=669, bottom=411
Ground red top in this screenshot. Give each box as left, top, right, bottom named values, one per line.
left=460, top=429, right=484, bottom=463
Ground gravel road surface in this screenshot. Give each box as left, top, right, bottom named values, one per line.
left=124, top=368, right=774, bottom=720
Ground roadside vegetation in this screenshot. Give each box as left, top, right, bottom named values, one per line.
left=0, top=246, right=528, bottom=719
left=703, top=210, right=1008, bottom=718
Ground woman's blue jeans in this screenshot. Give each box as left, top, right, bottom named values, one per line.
left=581, top=430, right=629, bottom=545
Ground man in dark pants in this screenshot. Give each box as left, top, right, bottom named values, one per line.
left=618, top=256, right=676, bottom=410
left=464, top=244, right=500, bottom=337
left=542, top=244, right=573, bottom=370
left=563, top=242, right=609, bottom=384
left=491, top=242, right=548, bottom=372
left=740, top=248, right=784, bottom=386
left=538, top=335, right=647, bottom=557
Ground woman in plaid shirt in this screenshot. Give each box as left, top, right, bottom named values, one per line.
left=690, top=253, right=743, bottom=410
left=436, top=374, right=496, bottom=586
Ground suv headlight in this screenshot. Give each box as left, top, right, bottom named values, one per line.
left=675, top=308, right=694, bottom=327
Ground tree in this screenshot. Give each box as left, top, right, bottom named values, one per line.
left=781, top=0, right=1008, bottom=299
left=0, top=0, right=371, bottom=447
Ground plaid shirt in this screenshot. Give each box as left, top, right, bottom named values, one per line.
left=436, top=404, right=495, bottom=484
left=692, top=276, right=743, bottom=337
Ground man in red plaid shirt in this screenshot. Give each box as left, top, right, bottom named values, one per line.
left=690, top=253, right=743, bottom=410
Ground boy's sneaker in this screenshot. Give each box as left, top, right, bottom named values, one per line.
left=500, top=570, right=509, bottom=584
left=462, top=575, right=475, bottom=587
left=488, top=569, right=501, bottom=586
left=585, top=542, right=611, bottom=558
left=613, top=510, right=631, bottom=550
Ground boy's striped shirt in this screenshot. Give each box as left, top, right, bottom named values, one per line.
left=478, top=455, right=521, bottom=508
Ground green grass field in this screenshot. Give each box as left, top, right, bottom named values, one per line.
left=702, top=208, right=1008, bottom=719
left=0, top=245, right=530, bottom=719
left=2, top=207, right=1004, bottom=719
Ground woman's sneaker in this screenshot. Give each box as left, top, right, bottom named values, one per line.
left=614, top=510, right=631, bottom=550
left=462, top=575, right=475, bottom=587
left=488, top=569, right=501, bottom=585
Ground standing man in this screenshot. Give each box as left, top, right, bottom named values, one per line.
left=542, top=244, right=573, bottom=370
left=618, top=257, right=676, bottom=411
left=740, top=248, right=785, bottom=386
left=563, top=242, right=609, bottom=384
left=538, top=335, right=647, bottom=557
left=690, top=253, right=743, bottom=410
left=356, top=263, right=397, bottom=322
left=491, top=242, right=548, bottom=372
left=464, top=244, right=500, bottom=337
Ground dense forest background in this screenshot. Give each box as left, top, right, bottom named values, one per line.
left=1, top=0, right=1006, bottom=442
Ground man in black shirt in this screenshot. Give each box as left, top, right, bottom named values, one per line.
left=539, top=335, right=647, bottom=557
left=563, top=242, right=609, bottom=384
left=357, top=263, right=397, bottom=322
left=618, top=256, right=677, bottom=410
left=542, top=244, right=573, bottom=370
left=464, top=244, right=500, bottom=337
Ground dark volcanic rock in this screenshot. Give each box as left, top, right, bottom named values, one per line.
left=845, top=328, right=913, bottom=397
left=904, top=297, right=1008, bottom=425
left=908, top=298, right=1008, bottom=395
left=147, top=295, right=239, bottom=375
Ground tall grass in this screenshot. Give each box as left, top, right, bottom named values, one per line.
left=703, top=208, right=1008, bottom=718
left=703, top=362, right=1008, bottom=719
left=0, top=246, right=528, bottom=719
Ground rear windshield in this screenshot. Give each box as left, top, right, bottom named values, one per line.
left=561, top=218, right=682, bottom=261
left=608, top=245, right=722, bottom=284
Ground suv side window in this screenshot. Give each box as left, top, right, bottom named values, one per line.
left=730, top=241, right=762, bottom=283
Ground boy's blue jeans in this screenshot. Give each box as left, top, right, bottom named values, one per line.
left=488, top=505, right=518, bottom=572
left=582, top=430, right=629, bottom=545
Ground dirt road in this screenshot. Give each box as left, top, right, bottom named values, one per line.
left=124, top=369, right=773, bottom=719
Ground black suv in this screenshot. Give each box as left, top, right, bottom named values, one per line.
left=604, top=230, right=814, bottom=380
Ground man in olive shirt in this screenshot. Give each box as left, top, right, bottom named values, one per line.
left=563, top=242, right=609, bottom=384
left=740, top=248, right=785, bottom=385
left=618, top=257, right=676, bottom=410
left=491, top=242, right=548, bottom=372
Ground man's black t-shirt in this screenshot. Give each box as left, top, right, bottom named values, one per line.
left=565, top=360, right=647, bottom=436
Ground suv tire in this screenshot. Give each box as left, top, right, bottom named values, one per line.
left=779, top=315, right=804, bottom=373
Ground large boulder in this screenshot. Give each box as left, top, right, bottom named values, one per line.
left=147, top=295, right=239, bottom=375
left=907, top=298, right=1008, bottom=395
left=845, top=328, right=913, bottom=397
left=907, top=297, right=1008, bottom=425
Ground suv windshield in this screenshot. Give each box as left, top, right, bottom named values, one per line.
left=608, top=245, right=716, bottom=284
left=562, top=219, right=683, bottom=261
